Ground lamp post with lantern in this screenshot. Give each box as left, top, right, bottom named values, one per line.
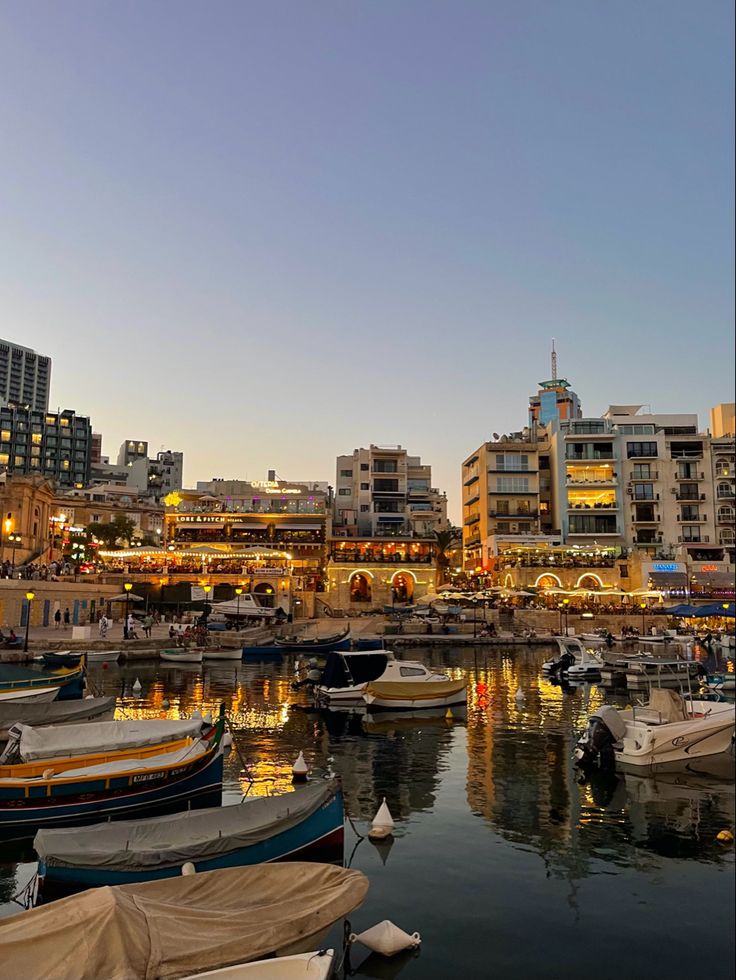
left=123, top=582, right=133, bottom=640
left=234, top=586, right=243, bottom=631
left=640, top=601, right=647, bottom=637
left=202, top=585, right=212, bottom=623
left=23, top=591, right=35, bottom=652
left=8, top=533, right=21, bottom=572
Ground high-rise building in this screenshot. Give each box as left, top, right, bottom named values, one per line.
left=0, top=405, right=91, bottom=488
left=117, top=439, right=149, bottom=467
left=90, top=432, right=103, bottom=465
left=146, top=450, right=184, bottom=501
left=0, top=339, right=51, bottom=412
left=710, top=403, right=736, bottom=438
left=528, top=342, right=581, bottom=427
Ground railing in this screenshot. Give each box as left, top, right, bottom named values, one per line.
left=566, top=452, right=615, bottom=461
left=677, top=514, right=707, bottom=522
left=717, top=489, right=736, bottom=499
left=463, top=471, right=479, bottom=486
left=628, top=471, right=658, bottom=481
left=488, top=510, right=538, bottom=518
left=328, top=552, right=433, bottom=565
left=674, top=491, right=705, bottom=501
left=632, top=515, right=660, bottom=523
left=670, top=450, right=703, bottom=459
left=464, top=513, right=480, bottom=525
left=675, top=471, right=704, bottom=480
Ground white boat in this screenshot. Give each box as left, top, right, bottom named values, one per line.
left=624, top=658, right=705, bottom=691
left=315, top=651, right=449, bottom=705
left=542, top=638, right=602, bottom=679
left=202, top=648, right=242, bottom=661
left=160, top=648, right=204, bottom=664
left=363, top=677, right=468, bottom=711
left=0, top=687, right=60, bottom=704
left=83, top=649, right=124, bottom=662
left=575, top=688, right=735, bottom=769
left=579, top=632, right=609, bottom=646
left=180, top=950, right=335, bottom=980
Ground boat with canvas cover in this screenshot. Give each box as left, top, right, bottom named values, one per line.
left=0, top=661, right=85, bottom=700
left=179, top=949, right=335, bottom=980
left=0, top=686, right=59, bottom=704
left=0, top=863, right=368, bottom=980
left=0, top=712, right=225, bottom=833
left=35, top=776, right=344, bottom=888
left=0, top=696, right=116, bottom=741
left=274, top=628, right=351, bottom=653
left=575, top=688, right=735, bottom=769
left=363, top=677, right=468, bottom=711
left=314, top=651, right=451, bottom=705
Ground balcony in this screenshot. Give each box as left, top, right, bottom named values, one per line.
left=675, top=471, right=705, bottom=481
left=489, top=510, right=538, bottom=518
left=567, top=502, right=618, bottom=511
left=463, top=471, right=479, bottom=486
left=488, top=464, right=538, bottom=473
left=566, top=452, right=615, bottom=461
left=677, top=514, right=707, bottom=522
left=635, top=533, right=663, bottom=544
left=465, top=534, right=481, bottom=547
left=464, top=513, right=480, bottom=526
left=628, top=471, right=658, bottom=481
left=678, top=535, right=710, bottom=543
left=670, top=449, right=703, bottom=459
left=632, top=515, right=660, bottom=523
left=716, top=510, right=735, bottom=524
left=329, top=550, right=433, bottom=565
left=674, top=491, right=705, bottom=501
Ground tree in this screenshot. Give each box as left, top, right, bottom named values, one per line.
left=86, top=515, right=137, bottom=549
left=433, top=526, right=462, bottom=587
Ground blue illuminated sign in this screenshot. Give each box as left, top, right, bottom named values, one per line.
left=652, top=563, right=680, bottom=573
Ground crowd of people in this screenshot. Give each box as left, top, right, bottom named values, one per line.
left=0, top=559, right=75, bottom=580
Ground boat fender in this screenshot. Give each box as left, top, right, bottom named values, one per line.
left=292, top=751, right=309, bottom=782
left=222, top=732, right=233, bottom=748
left=349, top=920, right=421, bottom=956
left=368, top=798, right=395, bottom=841
left=181, top=862, right=196, bottom=875
left=132, top=678, right=142, bottom=693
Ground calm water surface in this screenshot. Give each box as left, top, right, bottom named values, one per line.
left=1, top=644, right=734, bottom=980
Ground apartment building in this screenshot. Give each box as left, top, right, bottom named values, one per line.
left=0, top=340, right=51, bottom=412
left=0, top=405, right=92, bottom=489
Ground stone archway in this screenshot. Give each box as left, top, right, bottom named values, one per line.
left=391, top=571, right=415, bottom=604
left=576, top=573, right=603, bottom=591
left=253, top=581, right=276, bottom=608
left=535, top=573, right=562, bottom=590
left=349, top=572, right=372, bottom=603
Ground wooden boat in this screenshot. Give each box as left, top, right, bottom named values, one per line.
left=161, top=648, right=204, bottom=664
left=80, top=649, right=123, bottom=662
left=242, top=644, right=285, bottom=659
left=41, top=651, right=83, bottom=668
left=352, top=637, right=385, bottom=651
left=0, top=662, right=85, bottom=700
left=363, top=677, right=468, bottom=711
left=0, top=863, right=367, bottom=980
left=274, top=628, right=351, bottom=653
left=0, top=696, right=116, bottom=741
left=0, top=686, right=60, bottom=704
left=36, top=776, right=344, bottom=888
left=180, top=950, right=335, bottom=980
left=0, top=712, right=225, bottom=833
left=202, top=647, right=242, bottom=661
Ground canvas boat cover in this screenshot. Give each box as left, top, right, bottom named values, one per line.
left=364, top=678, right=468, bottom=702
left=320, top=652, right=389, bottom=689
left=647, top=689, right=689, bottom=723
left=0, top=863, right=368, bottom=980
left=35, top=778, right=341, bottom=871
left=16, top=718, right=203, bottom=762
left=0, top=696, right=116, bottom=735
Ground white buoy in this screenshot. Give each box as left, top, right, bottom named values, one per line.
left=223, top=732, right=233, bottom=748
left=349, top=920, right=421, bottom=955
left=181, top=862, right=196, bottom=876
left=191, top=710, right=202, bottom=720
left=368, top=797, right=395, bottom=841
left=514, top=687, right=525, bottom=702
left=132, top=678, right=142, bottom=694
left=291, top=751, right=309, bottom=782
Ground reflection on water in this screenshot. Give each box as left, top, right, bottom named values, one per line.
left=0, top=645, right=733, bottom=978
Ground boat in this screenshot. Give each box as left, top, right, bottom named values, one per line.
left=0, top=863, right=367, bottom=980
left=0, top=712, right=225, bottom=833
left=352, top=637, right=385, bottom=651
left=242, top=644, right=285, bottom=659
left=83, top=649, right=124, bottom=662
left=41, top=651, right=82, bottom=668
left=161, top=648, right=205, bottom=664
left=0, top=696, right=116, bottom=741
left=274, top=628, right=351, bottom=653
left=363, top=677, right=468, bottom=711
left=36, top=776, right=344, bottom=888
left=575, top=688, right=735, bottom=769
left=179, top=950, right=335, bottom=980
left=579, top=631, right=611, bottom=645
left=314, top=651, right=451, bottom=706
left=705, top=673, right=736, bottom=692
left=624, top=657, right=706, bottom=691
left=542, top=638, right=602, bottom=679
left=0, top=687, right=59, bottom=704
left=202, top=647, right=242, bottom=661
left=0, top=661, right=85, bottom=701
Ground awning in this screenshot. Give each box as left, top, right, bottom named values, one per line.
left=273, top=523, right=322, bottom=531
left=231, top=522, right=267, bottom=529
left=648, top=572, right=688, bottom=589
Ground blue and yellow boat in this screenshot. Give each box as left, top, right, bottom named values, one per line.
left=0, top=660, right=85, bottom=702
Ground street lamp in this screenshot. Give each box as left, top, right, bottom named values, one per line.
left=562, top=598, right=570, bottom=636
left=472, top=598, right=479, bottom=639
left=640, top=601, right=647, bottom=637
left=8, top=533, right=21, bottom=570
left=234, top=586, right=243, bottom=631
left=23, top=591, right=35, bottom=653
left=202, top=585, right=212, bottom=623
left=123, top=582, right=133, bottom=640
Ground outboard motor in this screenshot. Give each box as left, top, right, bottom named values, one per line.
left=548, top=651, right=576, bottom=678
left=574, top=705, right=627, bottom=769
left=0, top=723, right=23, bottom=765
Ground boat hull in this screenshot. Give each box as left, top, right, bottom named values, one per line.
left=364, top=678, right=468, bottom=711
left=0, top=696, right=116, bottom=740
left=38, top=787, right=344, bottom=888
left=160, top=649, right=204, bottom=664
left=202, top=648, right=242, bottom=661
left=178, top=950, right=335, bottom=980
left=615, top=717, right=735, bottom=768
left=0, top=687, right=59, bottom=704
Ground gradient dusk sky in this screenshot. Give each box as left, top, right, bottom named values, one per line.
left=1, top=1, right=733, bottom=521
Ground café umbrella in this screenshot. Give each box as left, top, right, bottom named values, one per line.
left=108, top=593, right=145, bottom=603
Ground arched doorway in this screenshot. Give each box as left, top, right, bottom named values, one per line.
left=576, top=574, right=603, bottom=591
left=253, top=582, right=276, bottom=608
left=349, top=572, right=372, bottom=603
left=535, top=573, right=562, bottom=590
left=391, top=572, right=414, bottom=604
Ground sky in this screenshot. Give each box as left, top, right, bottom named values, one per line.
left=0, top=1, right=733, bottom=523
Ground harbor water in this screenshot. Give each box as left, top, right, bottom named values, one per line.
left=1, top=643, right=734, bottom=979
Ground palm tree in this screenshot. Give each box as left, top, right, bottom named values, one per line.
left=433, top=526, right=462, bottom=588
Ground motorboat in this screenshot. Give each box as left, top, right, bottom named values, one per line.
left=575, top=688, right=735, bottom=769
left=41, top=652, right=82, bottom=668
left=0, top=686, right=59, bottom=704
left=202, top=647, right=242, bottom=661
left=579, top=630, right=611, bottom=646
left=314, top=651, right=450, bottom=705
left=35, top=776, right=344, bottom=889
left=705, top=673, right=736, bottom=693
left=624, top=657, right=706, bottom=691
left=0, top=864, right=367, bottom=980
left=363, top=677, right=468, bottom=711
left=161, top=648, right=205, bottom=664
left=179, top=950, right=335, bottom=980
left=542, top=638, right=602, bottom=680
left=0, top=696, right=116, bottom=741
left=274, top=628, right=351, bottom=653
left=83, top=649, right=124, bottom=662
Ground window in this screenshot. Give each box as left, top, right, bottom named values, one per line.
left=360, top=505, right=370, bottom=512
left=681, top=526, right=701, bottom=542
left=399, top=667, right=427, bottom=677
left=496, top=500, right=509, bottom=515
left=360, top=483, right=369, bottom=490
left=339, top=469, right=352, bottom=478
left=633, top=484, right=654, bottom=500
left=632, top=463, right=651, bottom=479
left=373, top=479, right=399, bottom=492
left=627, top=442, right=658, bottom=458
left=717, top=482, right=734, bottom=499
left=634, top=504, right=655, bottom=521
left=373, top=460, right=398, bottom=473
left=496, top=476, right=530, bottom=493
left=338, top=488, right=351, bottom=496
left=568, top=514, right=618, bottom=533
left=495, top=453, right=529, bottom=471
left=360, top=463, right=369, bottom=471
left=680, top=506, right=700, bottom=521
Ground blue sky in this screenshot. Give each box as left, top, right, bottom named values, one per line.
left=1, top=1, right=733, bottom=521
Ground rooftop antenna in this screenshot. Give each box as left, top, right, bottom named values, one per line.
left=551, top=338, right=558, bottom=381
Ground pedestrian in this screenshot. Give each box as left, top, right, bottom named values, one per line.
left=99, top=614, right=108, bottom=638
left=54, top=608, right=61, bottom=629
left=63, top=607, right=71, bottom=629
left=143, top=613, right=153, bottom=638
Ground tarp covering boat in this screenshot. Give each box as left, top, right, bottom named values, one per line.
left=364, top=678, right=468, bottom=702
left=320, top=652, right=389, bottom=689
left=35, top=778, right=341, bottom=873
left=0, top=697, right=116, bottom=739
left=0, top=863, right=369, bottom=980
left=13, top=718, right=204, bottom=763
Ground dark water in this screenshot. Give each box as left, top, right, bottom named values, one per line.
left=1, top=645, right=734, bottom=980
